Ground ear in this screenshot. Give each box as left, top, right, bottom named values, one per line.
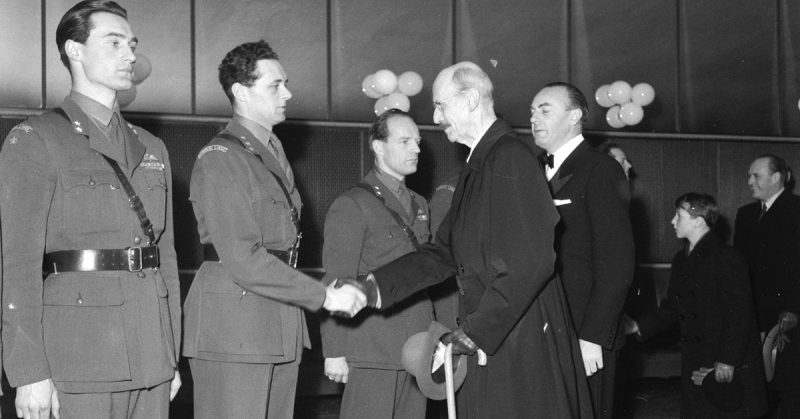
left=463, top=88, right=480, bottom=111
left=231, top=82, right=248, bottom=103
left=64, top=39, right=81, bottom=62
left=371, top=139, right=385, bottom=158
left=568, top=108, right=583, bottom=126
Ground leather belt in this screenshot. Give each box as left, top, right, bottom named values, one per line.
left=43, top=246, right=160, bottom=274
left=203, top=243, right=298, bottom=268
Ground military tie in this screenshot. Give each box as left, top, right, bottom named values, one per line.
left=397, top=182, right=413, bottom=217
left=758, top=203, right=767, bottom=222
left=109, top=112, right=127, bottom=165
left=267, top=134, right=294, bottom=188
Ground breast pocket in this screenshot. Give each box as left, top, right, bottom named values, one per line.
left=60, top=171, right=124, bottom=234
left=252, top=195, right=295, bottom=246
left=42, top=272, right=131, bottom=382
left=364, top=224, right=413, bottom=266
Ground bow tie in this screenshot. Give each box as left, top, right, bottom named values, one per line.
left=545, top=154, right=554, bottom=169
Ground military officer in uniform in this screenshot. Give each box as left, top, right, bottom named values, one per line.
left=181, top=40, right=366, bottom=419
left=320, top=109, right=432, bottom=419
left=0, top=1, right=181, bottom=418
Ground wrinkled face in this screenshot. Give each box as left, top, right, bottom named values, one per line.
left=240, top=59, right=292, bottom=129
left=432, top=74, right=470, bottom=145
left=374, top=116, right=421, bottom=179
left=608, top=147, right=633, bottom=179
left=671, top=207, right=697, bottom=239
left=73, top=12, right=137, bottom=94
left=748, top=158, right=782, bottom=202
left=530, top=86, right=578, bottom=153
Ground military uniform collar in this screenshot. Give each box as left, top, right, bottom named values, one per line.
left=373, top=166, right=405, bottom=196
left=232, top=114, right=274, bottom=149
left=69, top=90, right=119, bottom=127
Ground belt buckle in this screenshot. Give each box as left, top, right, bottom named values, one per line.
left=127, top=247, right=143, bottom=272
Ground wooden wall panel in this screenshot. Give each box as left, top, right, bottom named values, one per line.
left=195, top=0, right=328, bottom=118
left=780, top=0, right=800, bottom=136
left=329, top=0, right=451, bottom=124
left=573, top=0, right=677, bottom=132
left=456, top=0, right=567, bottom=127
left=0, top=0, right=42, bottom=108
left=679, top=0, right=779, bottom=135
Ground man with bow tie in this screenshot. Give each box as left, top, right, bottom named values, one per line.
left=531, top=82, right=635, bottom=418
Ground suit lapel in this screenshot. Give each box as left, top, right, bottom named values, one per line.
left=548, top=140, right=590, bottom=195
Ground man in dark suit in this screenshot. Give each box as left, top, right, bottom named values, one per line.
left=345, top=62, right=593, bottom=418
left=531, top=82, right=635, bottom=418
left=182, top=40, right=366, bottom=419
left=734, top=154, right=800, bottom=417
left=320, top=109, right=432, bottom=418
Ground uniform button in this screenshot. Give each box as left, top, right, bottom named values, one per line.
left=456, top=317, right=463, bottom=326
left=7, top=303, right=15, bottom=310
left=110, top=184, right=117, bottom=190
left=137, top=272, right=146, bottom=278
left=76, top=298, right=83, bottom=304
left=88, top=180, right=96, bottom=186
left=133, top=236, right=142, bottom=245
left=241, top=290, right=247, bottom=296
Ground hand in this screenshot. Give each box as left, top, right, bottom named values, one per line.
left=714, top=362, right=734, bottom=383
left=324, top=357, right=349, bottom=383
left=779, top=311, right=799, bottom=333
left=440, top=328, right=478, bottom=356
left=579, top=339, right=604, bottom=376
left=169, top=370, right=182, bottom=401
left=15, top=378, right=60, bottom=419
left=622, top=313, right=640, bottom=336
left=324, top=281, right=367, bottom=317
left=334, top=274, right=381, bottom=308
left=691, top=366, right=715, bottom=386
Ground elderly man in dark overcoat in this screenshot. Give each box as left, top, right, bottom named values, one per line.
left=346, top=61, right=593, bottom=418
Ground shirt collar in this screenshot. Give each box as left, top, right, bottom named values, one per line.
left=374, top=166, right=405, bottom=195
left=546, top=134, right=584, bottom=178
left=764, top=187, right=785, bottom=210
left=233, top=113, right=273, bottom=147
left=69, top=90, right=118, bottom=127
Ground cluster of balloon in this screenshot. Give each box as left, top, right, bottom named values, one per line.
left=595, top=81, right=655, bottom=128
left=117, top=53, right=152, bottom=108
left=362, top=70, right=423, bottom=116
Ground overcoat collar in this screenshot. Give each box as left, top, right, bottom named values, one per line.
left=61, top=95, right=146, bottom=174
left=222, top=119, right=292, bottom=188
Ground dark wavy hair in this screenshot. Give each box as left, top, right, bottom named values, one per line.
left=757, top=153, right=793, bottom=189
left=56, top=0, right=128, bottom=70
left=543, top=81, right=589, bottom=123
left=218, top=40, right=279, bottom=103
left=675, top=192, right=718, bottom=229
left=368, top=109, right=413, bottom=157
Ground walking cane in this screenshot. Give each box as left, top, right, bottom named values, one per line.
left=444, top=343, right=457, bottom=419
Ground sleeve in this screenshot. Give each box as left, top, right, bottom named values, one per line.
left=716, top=248, right=754, bottom=366
left=318, top=194, right=366, bottom=358
left=190, top=148, right=326, bottom=311
left=0, top=127, right=57, bottom=387
left=460, top=140, right=561, bottom=354
left=157, top=144, right=182, bottom=358
left=579, top=158, right=636, bottom=348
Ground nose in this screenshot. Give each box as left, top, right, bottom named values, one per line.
left=433, top=107, right=443, bottom=125
left=747, top=175, right=755, bottom=186
left=411, top=141, right=421, bottom=153
left=671, top=215, right=677, bottom=227
left=281, top=85, right=292, bottom=101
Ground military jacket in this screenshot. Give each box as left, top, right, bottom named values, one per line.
left=182, top=120, right=326, bottom=364
left=320, top=170, right=433, bottom=369
left=0, top=97, right=181, bottom=393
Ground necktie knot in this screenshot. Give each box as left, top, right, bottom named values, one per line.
left=759, top=203, right=767, bottom=221
left=545, top=154, right=554, bottom=169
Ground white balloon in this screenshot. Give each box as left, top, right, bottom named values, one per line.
left=595, top=84, right=614, bottom=108
left=631, top=83, right=655, bottom=106
left=385, top=92, right=410, bottom=112
left=397, top=71, right=423, bottom=96
left=607, top=80, right=632, bottom=105
left=362, top=74, right=382, bottom=99
left=373, top=69, right=398, bottom=96
left=606, top=105, right=625, bottom=129
left=117, top=86, right=137, bottom=108
left=373, top=96, right=391, bottom=116
left=619, top=102, right=644, bottom=126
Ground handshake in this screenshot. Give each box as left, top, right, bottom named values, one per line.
left=323, top=274, right=382, bottom=317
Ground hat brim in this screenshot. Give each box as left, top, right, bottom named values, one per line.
left=401, top=321, right=468, bottom=400
left=763, top=324, right=781, bottom=382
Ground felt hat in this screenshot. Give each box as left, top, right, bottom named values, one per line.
left=702, top=371, right=744, bottom=412
left=401, top=321, right=468, bottom=400
left=763, top=323, right=781, bottom=382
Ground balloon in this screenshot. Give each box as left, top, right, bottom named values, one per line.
left=117, top=86, right=137, bottom=108
left=397, top=71, right=423, bottom=96
left=132, top=53, right=152, bottom=84
left=373, top=96, right=391, bottom=116
left=384, top=92, right=410, bottom=112
left=372, top=69, right=398, bottom=96
left=607, top=80, right=632, bottom=105
left=595, top=84, right=614, bottom=108
left=619, top=103, right=644, bottom=125
left=631, top=83, right=655, bottom=106
left=361, top=74, right=382, bottom=99
left=606, top=106, right=625, bottom=129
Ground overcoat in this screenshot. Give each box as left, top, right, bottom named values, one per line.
left=183, top=119, right=326, bottom=365
left=373, top=119, right=593, bottom=418
left=320, top=169, right=434, bottom=369
left=0, top=96, right=181, bottom=393
left=733, top=191, right=800, bottom=391
left=638, top=233, right=767, bottom=418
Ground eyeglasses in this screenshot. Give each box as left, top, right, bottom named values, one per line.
left=433, top=91, right=463, bottom=112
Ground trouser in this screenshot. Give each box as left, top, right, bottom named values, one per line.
left=340, top=367, right=427, bottom=419
left=587, top=348, right=620, bottom=418
left=56, top=380, right=170, bottom=419
left=189, top=358, right=300, bottom=419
